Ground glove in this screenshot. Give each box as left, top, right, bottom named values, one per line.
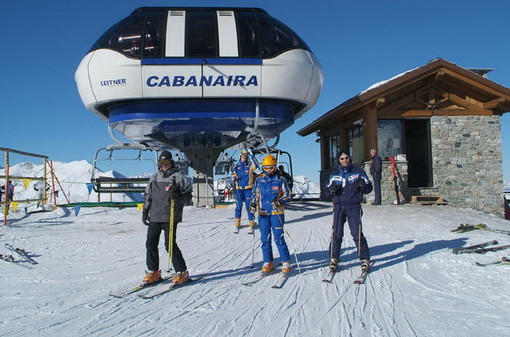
left=142, top=210, right=150, bottom=226
left=328, top=183, right=340, bottom=195
left=357, top=179, right=366, bottom=191
left=168, top=185, right=181, bottom=200
left=273, top=200, right=282, bottom=208
left=249, top=203, right=257, bottom=214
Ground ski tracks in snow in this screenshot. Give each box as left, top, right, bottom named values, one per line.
left=297, top=267, right=418, bottom=337
left=401, top=255, right=509, bottom=335
left=4, top=204, right=510, bottom=336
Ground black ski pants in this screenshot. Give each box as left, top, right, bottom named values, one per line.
left=146, top=221, right=187, bottom=272
left=372, top=172, right=382, bottom=204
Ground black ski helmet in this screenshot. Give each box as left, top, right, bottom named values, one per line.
left=159, top=150, right=172, bottom=161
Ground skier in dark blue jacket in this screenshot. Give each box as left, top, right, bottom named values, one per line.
left=326, top=152, right=373, bottom=273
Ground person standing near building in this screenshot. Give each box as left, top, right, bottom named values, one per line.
left=326, top=152, right=373, bottom=274
left=370, top=148, right=382, bottom=205
left=250, top=155, right=293, bottom=274
left=141, top=150, right=193, bottom=286
left=232, top=150, right=257, bottom=234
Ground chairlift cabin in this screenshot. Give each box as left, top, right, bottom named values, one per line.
left=75, top=7, right=322, bottom=205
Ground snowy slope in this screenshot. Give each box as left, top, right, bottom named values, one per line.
left=1, top=198, right=510, bottom=336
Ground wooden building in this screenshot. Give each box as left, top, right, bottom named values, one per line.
left=297, top=58, right=510, bottom=216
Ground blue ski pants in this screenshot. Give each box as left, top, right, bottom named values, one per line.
left=258, top=214, right=291, bottom=263
left=235, top=188, right=255, bottom=221
left=330, top=203, right=370, bottom=261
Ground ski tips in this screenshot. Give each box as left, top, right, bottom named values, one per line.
left=474, top=256, right=510, bottom=266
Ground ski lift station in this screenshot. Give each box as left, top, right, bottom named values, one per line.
left=75, top=7, right=323, bottom=206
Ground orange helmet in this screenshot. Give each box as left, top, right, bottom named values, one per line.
left=262, top=155, right=277, bottom=167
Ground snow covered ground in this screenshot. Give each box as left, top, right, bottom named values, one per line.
left=1, top=199, right=510, bottom=336
left=1, top=160, right=509, bottom=336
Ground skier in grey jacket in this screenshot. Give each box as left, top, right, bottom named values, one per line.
left=141, top=150, right=192, bottom=285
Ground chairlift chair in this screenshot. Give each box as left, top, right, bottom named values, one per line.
left=91, top=143, right=158, bottom=194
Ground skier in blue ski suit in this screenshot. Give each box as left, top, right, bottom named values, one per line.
left=250, top=155, right=292, bottom=274
left=326, top=152, right=373, bottom=271
left=232, top=150, right=257, bottom=231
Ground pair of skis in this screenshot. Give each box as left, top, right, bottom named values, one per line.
left=452, top=240, right=499, bottom=254
left=452, top=240, right=510, bottom=254
left=323, top=261, right=374, bottom=285
left=140, top=275, right=206, bottom=299
left=242, top=269, right=291, bottom=288
left=110, top=275, right=174, bottom=298
left=451, top=223, right=510, bottom=235
left=4, top=243, right=38, bottom=264
left=0, top=244, right=37, bottom=268
left=110, top=274, right=206, bottom=299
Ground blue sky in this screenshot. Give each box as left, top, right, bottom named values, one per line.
left=1, top=0, right=509, bottom=185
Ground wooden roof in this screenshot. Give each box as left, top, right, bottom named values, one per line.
left=298, top=58, right=510, bottom=136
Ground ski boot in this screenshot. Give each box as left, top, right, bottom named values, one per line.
left=261, top=261, right=274, bottom=273
left=361, top=259, right=370, bottom=272
left=248, top=220, right=256, bottom=234
left=282, top=261, right=292, bottom=274
left=234, top=218, right=241, bottom=234
left=329, top=258, right=339, bottom=272
left=142, top=270, right=162, bottom=285
left=172, top=270, right=190, bottom=285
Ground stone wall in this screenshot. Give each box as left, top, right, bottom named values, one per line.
left=319, top=115, right=505, bottom=217
left=430, top=115, right=504, bottom=216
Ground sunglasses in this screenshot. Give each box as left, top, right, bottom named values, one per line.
left=263, top=165, right=276, bottom=170
left=339, top=157, right=350, bottom=161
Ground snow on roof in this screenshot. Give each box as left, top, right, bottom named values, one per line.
left=359, top=66, right=419, bottom=95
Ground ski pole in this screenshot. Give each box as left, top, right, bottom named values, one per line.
left=283, top=226, right=302, bottom=274
left=276, top=212, right=302, bottom=273
left=329, top=215, right=335, bottom=265
left=358, top=206, right=362, bottom=260
left=250, top=229, right=256, bottom=268
left=167, top=198, right=175, bottom=272
left=248, top=201, right=258, bottom=268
